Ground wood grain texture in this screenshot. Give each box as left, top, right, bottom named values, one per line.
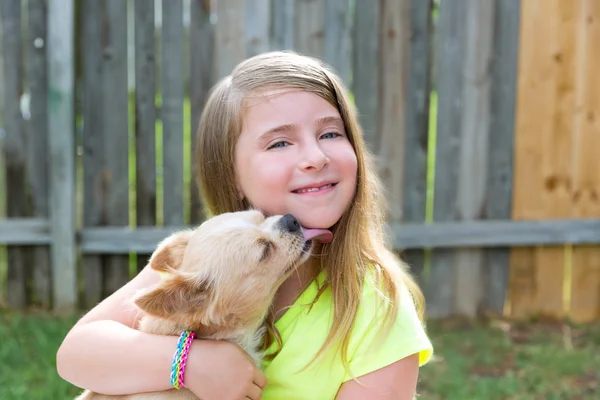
left=401, top=0, right=433, bottom=285
left=214, top=0, right=245, bottom=79
left=569, top=0, right=600, bottom=323
left=323, top=0, right=351, bottom=85
left=295, top=0, right=325, bottom=58
left=428, top=0, right=467, bottom=318
left=75, top=218, right=600, bottom=254
left=102, top=0, right=130, bottom=297
left=161, top=0, right=184, bottom=226
left=81, top=0, right=105, bottom=308
left=245, top=0, right=270, bottom=57
left=352, top=0, right=380, bottom=152
left=483, top=0, right=520, bottom=315
left=270, top=0, right=294, bottom=50
left=189, top=0, right=213, bottom=224
left=48, top=0, right=77, bottom=312
left=134, top=0, right=157, bottom=272
left=508, top=0, right=599, bottom=321
left=1, top=0, right=30, bottom=309
left=27, top=0, right=52, bottom=308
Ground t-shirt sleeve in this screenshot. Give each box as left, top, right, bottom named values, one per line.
left=342, top=278, right=434, bottom=382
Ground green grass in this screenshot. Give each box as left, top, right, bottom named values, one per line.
left=1, top=311, right=598, bottom=399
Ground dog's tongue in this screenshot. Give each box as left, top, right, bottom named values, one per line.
left=302, top=227, right=333, bottom=243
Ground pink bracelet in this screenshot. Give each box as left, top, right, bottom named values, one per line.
left=170, top=330, right=196, bottom=389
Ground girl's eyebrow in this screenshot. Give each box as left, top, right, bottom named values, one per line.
left=316, top=116, right=344, bottom=127
left=257, top=116, right=344, bottom=142
left=257, top=124, right=296, bottom=143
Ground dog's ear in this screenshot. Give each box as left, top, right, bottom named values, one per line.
left=133, top=273, right=214, bottom=320
left=148, top=230, right=193, bottom=273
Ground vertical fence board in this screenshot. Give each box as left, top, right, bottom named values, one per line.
left=161, top=0, right=185, bottom=226
left=0, top=0, right=29, bottom=309
left=270, top=0, right=294, bottom=50
left=483, top=0, right=520, bottom=315
left=377, top=0, right=411, bottom=225
left=509, top=0, right=574, bottom=320
left=81, top=0, right=105, bottom=308
left=428, top=0, right=466, bottom=318
left=103, top=0, right=130, bottom=295
left=214, top=0, right=245, bottom=79
left=0, top=0, right=5, bottom=307
left=401, top=0, right=433, bottom=285
left=134, top=0, right=156, bottom=271
left=48, top=0, right=77, bottom=312
left=323, top=0, right=351, bottom=86
left=295, top=0, right=325, bottom=58
left=352, top=0, right=380, bottom=152
left=246, top=0, right=270, bottom=57
left=27, top=0, right=51, bottom=308
left=452, top=0, right=494, bottom=318
left=569, top=0, right=600, bottom=323
left=189, top=0, right=212, bottom=224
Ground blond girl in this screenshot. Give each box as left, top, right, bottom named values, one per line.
left=57, top=51, right=433, bottom=400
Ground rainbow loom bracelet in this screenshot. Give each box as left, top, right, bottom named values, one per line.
left=170, top=330, right=196, bottom=390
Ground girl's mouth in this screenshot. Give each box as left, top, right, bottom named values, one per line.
left=293, top=183, right=337, bottom=194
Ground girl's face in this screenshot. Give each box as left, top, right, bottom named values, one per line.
left=234, top=90, right=358, bottom=229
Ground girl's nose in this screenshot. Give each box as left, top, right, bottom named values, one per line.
left=299, top=143, right=330, bottom=171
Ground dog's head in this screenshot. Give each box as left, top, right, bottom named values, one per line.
left=133, top=210, right=332, bottom=333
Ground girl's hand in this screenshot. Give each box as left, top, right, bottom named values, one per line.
left=185, top=339, right=267, bottom=400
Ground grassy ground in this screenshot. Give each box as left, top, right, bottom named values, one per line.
left=1, top=311, right=598, bottom=399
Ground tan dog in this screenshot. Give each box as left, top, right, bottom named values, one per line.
left=76, top=210, right=332, bottom=399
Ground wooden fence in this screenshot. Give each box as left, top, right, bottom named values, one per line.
left=1, top=0, right=599, bottom=322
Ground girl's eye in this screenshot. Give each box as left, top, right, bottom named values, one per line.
left=267, top=140, right=289, bottom=150
left=320, top=132, right=341, bottom=140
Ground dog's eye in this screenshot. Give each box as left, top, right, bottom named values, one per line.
left=259, top=240, right=273, bottom=262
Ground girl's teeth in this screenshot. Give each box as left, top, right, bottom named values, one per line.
left=297, top=184, right=332, bottom=194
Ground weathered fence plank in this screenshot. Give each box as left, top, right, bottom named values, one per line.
left=246, top=0, right=270, bottom=57
left=77, top=218, right=600, bottom=254
left=295, top=0, right=325, bottom=58
left=509, top=0, right=575, bottom=320
left=189, top=0, right=212, bottom=224
left=377, top=0, right=411, bottom=225
left=81, top=0, right=105, bottom=308
left=102, top=0, right=130, bottom=296
left=428, top=0, right=467, bottom=318
left=134, top=0, right=157, bottom=271
left=323, top=0, right=351, bottom=86
left=27, top=0, right=51, bottom=308
left=401, top=0, right=433, bottom=286
left=453, top=0, right=495, bottom=318
left=352, top=0, right=380, bottom=152
left=483, top=0, right=520, bottom=315
left=270, top=0, right=294, bottom=50
left=48, top=0, right=77, bottom=313
left=569, top=0, right=600, bottom=323
left=1, top=0, right=29, bottom=309
left=214, top=0, right=245, bottom=79
left=162, top=0, right=185, bottom=226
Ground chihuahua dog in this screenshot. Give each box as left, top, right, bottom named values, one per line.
left=76, top=210, right=332, bottom=399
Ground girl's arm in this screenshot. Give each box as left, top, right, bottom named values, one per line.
left=56, top=265, right=266, bottom=399
left=335, top=353, right=420, bottom=400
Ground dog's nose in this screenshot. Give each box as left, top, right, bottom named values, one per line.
left=281, top=213, right=301, bottom=233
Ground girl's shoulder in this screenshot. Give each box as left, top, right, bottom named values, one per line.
left=339, top=268, right=434, bottom=379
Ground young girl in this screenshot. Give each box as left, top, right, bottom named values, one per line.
left=57, top=51, right=433, bottom=400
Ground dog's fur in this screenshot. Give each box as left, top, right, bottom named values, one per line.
left=76, top=210, right=313, bottom=399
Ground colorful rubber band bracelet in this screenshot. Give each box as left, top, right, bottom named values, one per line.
left=170, top=330, right=196, bottom=390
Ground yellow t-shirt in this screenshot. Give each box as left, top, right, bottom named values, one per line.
left=261, top=270, right=433, bottom=399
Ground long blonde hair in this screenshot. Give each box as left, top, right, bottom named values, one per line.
left=194, top=50, right=425, bottom=376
